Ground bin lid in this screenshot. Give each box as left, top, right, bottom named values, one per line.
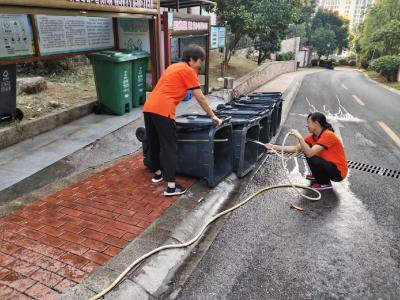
left=238, top=99, right=280, bottom=105
left=120, top=50, right=150, bottom=59
left=87, top=51, right=136, bottom=62
left=176, top=114, right=230, bottom=128
left=240, top=97, right=282, bottom=104
left=232, top=102, right=275, bottom=110
left=229, top=115, right=260, bottom=126
left=217, top=109, right=266, bottom=116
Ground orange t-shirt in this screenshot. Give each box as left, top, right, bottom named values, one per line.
left=305, top=130, right=348, bottom=178
left=143, top=62, right=200, bottom=120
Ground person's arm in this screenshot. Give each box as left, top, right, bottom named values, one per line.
left=192, top=89, right=222, bottom=125
left=289, top=129, right=324, bottom=158
left=265, top=143, right=301, bottom=153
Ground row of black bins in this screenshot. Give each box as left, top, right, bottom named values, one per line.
left=136, top=92, right=283, bottom=188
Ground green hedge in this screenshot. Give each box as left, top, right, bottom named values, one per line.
left=369, top=55, right=400, bottom=82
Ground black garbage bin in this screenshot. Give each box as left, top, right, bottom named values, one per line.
left=135, top=127, right=151, bottom=169
left=230, top=101, right=279, bottom=138
left=216, top=107, right=271, bottom=160
left=175, top=114, right=233, bottom=187
left=0, top=64, right=23, bottom=122
left=215, top=114, right=260, bottom=178
left=136, top=116, right=233, bottom=188
left=242, top=93, right=283, bottom=128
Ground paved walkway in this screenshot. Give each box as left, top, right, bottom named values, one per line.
left=255, top=68, right=321, bottom=93
left=0, top=153, right=193, bottom=299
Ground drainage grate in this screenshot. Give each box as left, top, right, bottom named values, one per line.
left=280, top=153, right=400, bottom=179
left=347, top=160, right=400, bottom=179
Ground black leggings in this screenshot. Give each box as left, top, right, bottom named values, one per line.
left=144, top=112, right=177, bottom=182
left=306, top=156, right=343, bottom=184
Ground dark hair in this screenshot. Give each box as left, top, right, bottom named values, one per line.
left=307, top=112, right=334, bottom=132
left=182, top=44, right=206, bottom=63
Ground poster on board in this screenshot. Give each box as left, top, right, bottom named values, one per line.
left=35, top=15, right=114, bottom=56
left=209, top=26, right=226, bottom=50
left=118, top=19, right=150, bottom=52
left=0, top=14, right=35, bottom=60
left=210, top=27, right=219, bottom=49
left=218, top=27, right=226, bottom=48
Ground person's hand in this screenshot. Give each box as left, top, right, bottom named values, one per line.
left=265, top=143, right=274, bottom=150
left=289, top=129, right=303, bottom=140
left=211, top=115, right=223, bottom=126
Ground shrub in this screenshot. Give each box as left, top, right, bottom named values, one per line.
left=276, top=51, right=294, bottom=61
left=338, top=59, right=348, bottom=65
left=348, top=60, right=356, bottom=66
left=311, top=59, right=319, bottom=66
left=369, top=55, right=400, bottom=82
left=361, top=60, right=370, bottom=69
left=319, top=60, right=334, bottom=69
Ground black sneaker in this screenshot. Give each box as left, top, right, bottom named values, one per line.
left=152, top=173, right=163, bottom=183
left=164, top=184, right=187, bottom=196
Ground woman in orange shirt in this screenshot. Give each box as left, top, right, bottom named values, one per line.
left=265, top=112, right=348, bottom=190
left=143, top=44, right=221, bottom=196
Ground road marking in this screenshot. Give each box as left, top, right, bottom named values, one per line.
left=341, top=84, right=348, bottom=90
left=352, top=95, right=365, bottom=106
left=378, top=121, right=400, bottom=147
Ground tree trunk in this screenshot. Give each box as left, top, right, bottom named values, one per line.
left=257, top=44, right=263, bottom=65
left=225, top=33, right=242, bottom=65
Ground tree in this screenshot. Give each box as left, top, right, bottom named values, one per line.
left=312, top=27, right=337, bottom=60
left=311, top=10, right=349, bottom=54
left=213, top=0, right=255, bottom=64
left=250, top=0, right=301, bottom=65
left=295, top=0, right=318, bottom=46
left=358, top=0, right=400, bottom=62
left=371, top=20, right=400, bottom=56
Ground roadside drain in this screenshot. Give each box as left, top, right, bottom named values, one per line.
left=277, top=153, right=400, bottom=179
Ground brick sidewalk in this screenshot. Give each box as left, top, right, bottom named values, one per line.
left=0, top=153, right=194, bottom=299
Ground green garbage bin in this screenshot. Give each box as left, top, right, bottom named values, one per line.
left=122, top=50, right=150, bottom=107
left=88, top=51, right=133, bottom=116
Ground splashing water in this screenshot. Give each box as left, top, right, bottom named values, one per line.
left=298, top=96, right=365, bottom=123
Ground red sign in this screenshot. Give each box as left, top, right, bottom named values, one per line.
left=173, top=20, right=208, bottom=32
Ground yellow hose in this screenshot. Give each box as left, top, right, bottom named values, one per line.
left=89, top=133, right=320, bottom=300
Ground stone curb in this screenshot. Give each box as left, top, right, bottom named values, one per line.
left=0, top=100, right=97, bottom=150
left=360, top=71, right=400, bottom=96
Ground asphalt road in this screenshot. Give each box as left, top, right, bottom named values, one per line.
left=172, top=69, right=400, bottom=300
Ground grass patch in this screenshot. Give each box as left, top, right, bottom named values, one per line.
left=365, top=69, right=400, bottom=91
left=209, top=50, right=259, bottom=91
left=16, top=65, right=97, bottom=121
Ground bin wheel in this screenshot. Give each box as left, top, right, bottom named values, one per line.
left=15, top=108, right=24, bottom=121
left=216, top=104, right=226, bottom=110
left=136, top=127, right=147, bottom=142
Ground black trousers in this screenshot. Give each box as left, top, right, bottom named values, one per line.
left=144, top=112, right=177, bottom=182
left=306, top=156, right=343, bottom=184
